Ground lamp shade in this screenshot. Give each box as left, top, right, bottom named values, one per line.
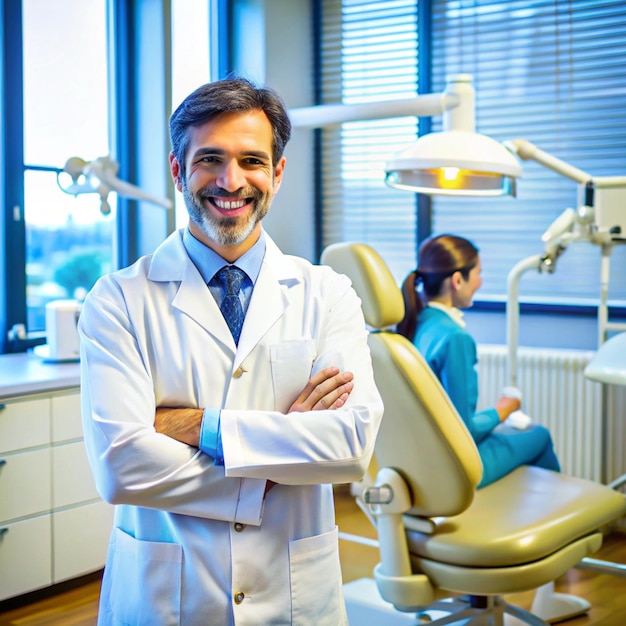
left=384, top=74, right=522, bottom=196
left=385, top=130, right=522, bottom=196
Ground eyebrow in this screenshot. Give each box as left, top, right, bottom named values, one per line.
left=191, top=147, right=271, bottom=161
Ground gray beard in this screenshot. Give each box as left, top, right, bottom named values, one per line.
left=182, top=179, right=271, bottom=246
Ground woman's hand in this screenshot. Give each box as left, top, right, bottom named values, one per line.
left=495, top=396, right=521, bottom=421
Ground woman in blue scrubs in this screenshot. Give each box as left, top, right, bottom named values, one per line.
left=397, top=234, right=560, bottom=488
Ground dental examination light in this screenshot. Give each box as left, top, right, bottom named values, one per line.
left=288, top=74, right=522, bottom=197
left=57, top=155, right=173, bottom=215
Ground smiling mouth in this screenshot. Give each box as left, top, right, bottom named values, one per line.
left=211, top=197, right=250, bottom=211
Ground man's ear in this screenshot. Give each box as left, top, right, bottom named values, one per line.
left=169, top=153, right=183, bottom=192
left=272, top=156, right=287, bottom=194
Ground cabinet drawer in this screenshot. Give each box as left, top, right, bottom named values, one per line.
left=53, top=500, right=113, bottom=583
left=52, top=441, right=99, bottom=508
left=0, top=448, right=52, bottom=522
left=51, top=390, right=82, bottom=443
left=0, top=397, right=50, bottom=454
left=0, top=515, right=52, bottom=601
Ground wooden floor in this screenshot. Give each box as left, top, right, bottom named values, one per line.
left=1, top=486, right=625, bottom=625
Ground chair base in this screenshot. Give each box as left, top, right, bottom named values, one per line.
left=343, top=577, right=557, bottom=626
left=344, top=578, right=421, bottom=625
left=530, top=582, right=591, bottom=623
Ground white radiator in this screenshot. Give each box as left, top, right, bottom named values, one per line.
left=476, top=344, right=626, bottom=486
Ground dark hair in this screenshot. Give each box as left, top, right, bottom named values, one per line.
left=169, top=76, right=292, bottom=179
left=396, top=234, right=479, bottom=341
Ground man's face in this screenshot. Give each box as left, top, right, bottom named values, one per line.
left=170, top=109, right=286, bottom=259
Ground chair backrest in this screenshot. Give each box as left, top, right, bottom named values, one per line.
left=321, top=242, right=483, bottom=518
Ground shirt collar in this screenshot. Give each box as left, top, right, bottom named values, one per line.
left=427, top=301, right=466, bottom=328
left=182, top=227, right=266, bottom=285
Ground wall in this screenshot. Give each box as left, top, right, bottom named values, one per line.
left=467, top=309, right=599, bottom=351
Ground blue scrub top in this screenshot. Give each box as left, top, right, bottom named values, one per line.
left=413, top=306, right=500, bottom=443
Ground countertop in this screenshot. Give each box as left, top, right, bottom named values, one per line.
left=0, top=351, right=80, bottom=399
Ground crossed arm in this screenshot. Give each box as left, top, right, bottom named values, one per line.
left=154, top=366, right=355, bottom=447
left=154, top=366, right=354, bottom=494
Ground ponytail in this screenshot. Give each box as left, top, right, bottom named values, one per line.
left=397, top=270, right=425, bottom=341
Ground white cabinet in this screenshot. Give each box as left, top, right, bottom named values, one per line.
left=0, top=388, right=113, bottom=601
left=53, top=500, right=113, bottom=583
left=0, top=516, right=51, bottom=601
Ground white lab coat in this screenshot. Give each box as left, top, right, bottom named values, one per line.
left=78, top=229, right=383, bottom=626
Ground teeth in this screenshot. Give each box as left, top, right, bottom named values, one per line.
left=214, top=198, right=246, bottom=210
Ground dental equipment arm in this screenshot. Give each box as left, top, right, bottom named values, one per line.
left=505, top=138, right=592, bottom=184
left=505, top=139, right=626, bottom=380
left=57, top=155, right=173, bottom=215
left=507, top=138, right=626, bottom=244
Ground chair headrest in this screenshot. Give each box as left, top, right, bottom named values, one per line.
left=320, top=242, right=405, bottom=330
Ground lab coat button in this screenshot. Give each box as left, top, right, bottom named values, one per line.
left=234, top=591, right=245, bottom=604
left=234, top=522, right=246, bottom=532
left=233, top=366, right=244, bottom=378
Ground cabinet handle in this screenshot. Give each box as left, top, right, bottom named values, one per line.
left=0, top=528, right=8, bottom=539
left=0, top=459, right=5, bottom=467
left=0, top=404, right=5, bottom=411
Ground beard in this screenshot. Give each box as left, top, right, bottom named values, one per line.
left=182, top=178, right=273, bottom=246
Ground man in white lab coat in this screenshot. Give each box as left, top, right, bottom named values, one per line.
left=78, top=77, right=384, bottom=625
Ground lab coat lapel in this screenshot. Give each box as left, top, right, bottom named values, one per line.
left=148, top=231, right=234, bottom=346
left=237, top=262, right=288, bottom=356
left=172, top=262, right=234, bottom=346
left=148, top=230, right=297, bottom=357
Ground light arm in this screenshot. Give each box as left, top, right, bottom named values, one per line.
left=288, top=92, right=456, bottom=128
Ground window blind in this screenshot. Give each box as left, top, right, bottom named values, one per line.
left=430, top=0, right=626, bottom=304
left=320, top=0, right=421, bottom=281
left=319, top=0, right=626, bottom=305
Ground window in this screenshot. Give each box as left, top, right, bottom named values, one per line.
left=318, top=0, right=626, bottom=307
left=319, top=0, right=421, bottom=281
left=23, top=0, right=112, bottom=334
left=1, top=0, right=223, bottom=353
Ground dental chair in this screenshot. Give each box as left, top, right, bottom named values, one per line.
left=321, top=242, right=626, bottom=626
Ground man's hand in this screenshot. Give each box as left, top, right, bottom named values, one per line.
left=154, top=407, right=203, bottom=447
left=288, top=366, right=354, bottom=413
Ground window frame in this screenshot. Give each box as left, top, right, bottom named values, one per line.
left=1, top=0, right=28, bottom=353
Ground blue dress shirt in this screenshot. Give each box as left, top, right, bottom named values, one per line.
left=182, top=228, right=266, bottom=464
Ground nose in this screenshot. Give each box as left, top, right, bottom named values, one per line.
left=216, top=159, right=246, bottom=192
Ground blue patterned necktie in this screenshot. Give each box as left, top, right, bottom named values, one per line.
left=216, top=265, right=246, bottom=344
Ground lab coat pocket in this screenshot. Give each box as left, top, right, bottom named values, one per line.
left=109, top=527, right=182, bottom=626
left=270, top=339, right=316, bottom=411
left=289, top=526, right=348, bottom=626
